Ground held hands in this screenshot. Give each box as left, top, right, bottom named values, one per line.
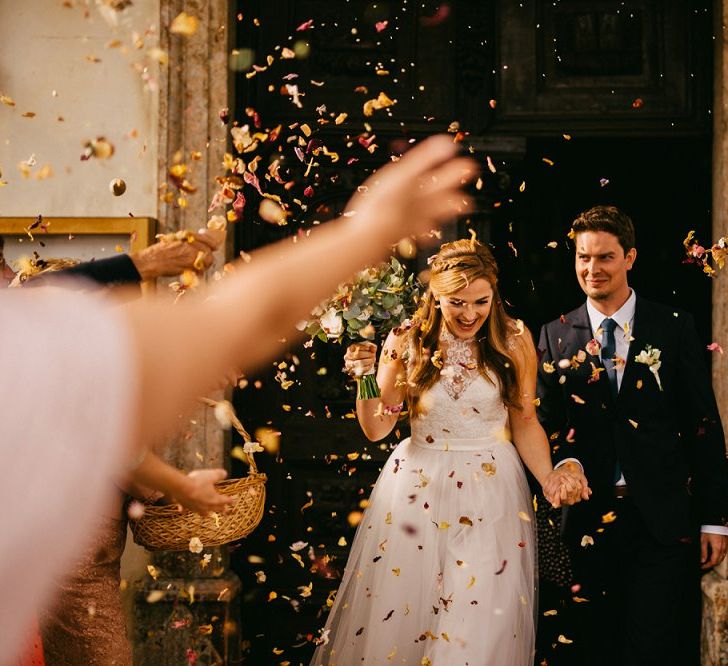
left=170, top=468, right=235, bottom=516
left=542, top=461, right=592, bottom=508
left=344, top=342, right=377, bottom=378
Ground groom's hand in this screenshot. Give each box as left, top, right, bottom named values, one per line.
left=542, top=469, right=576, bottom=508
left=701, top=533, right=728, bottom=569
left=542, top=463, right=591, bottom=508
left=559, top=461, right=592, bottom=502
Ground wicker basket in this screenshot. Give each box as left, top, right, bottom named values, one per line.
left=129, top=399, right=267, bottom=552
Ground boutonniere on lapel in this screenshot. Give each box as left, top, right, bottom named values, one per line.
left=634, top=345, right=663, bottom=391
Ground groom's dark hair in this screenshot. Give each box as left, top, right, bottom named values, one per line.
left=571, top=205, right=636, bottom=254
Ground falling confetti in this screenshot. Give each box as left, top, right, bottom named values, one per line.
left=170, top=11, right=199, bottom=36
left=481, top=462, right=496, bottom=476
left=81, top=137, right=114, bottom=161
left=363, top=91, right=397, bottom=117
left=109, top=178, right=126, bottom=196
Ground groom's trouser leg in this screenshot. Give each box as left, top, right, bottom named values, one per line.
left=565, top=497, right=700, bottom=666
left=563, top=504, right=622, bottom=666
left=618, top=502, right=700, bottom=666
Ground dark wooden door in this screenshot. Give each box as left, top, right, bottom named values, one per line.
left=228, top=2, right=713, bottom=663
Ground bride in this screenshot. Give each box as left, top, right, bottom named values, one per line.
left=311, top=239, right=589, bottom=665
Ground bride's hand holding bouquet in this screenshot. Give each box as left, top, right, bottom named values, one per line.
left=344, top=341, right=377, bottom=385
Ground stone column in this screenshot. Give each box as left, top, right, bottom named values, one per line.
left=132, top=1, right=241, bottom=663
left=702, top=2, right=728, bottom=663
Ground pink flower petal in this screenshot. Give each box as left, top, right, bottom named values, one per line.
left=232, top=191, right=246, bottom=218
left=243, top=170, right=263, bottom=196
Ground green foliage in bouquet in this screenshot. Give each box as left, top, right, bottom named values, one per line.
left=304, top=256, right=421, bottom=343
left=303, top=257, right=422, bottom=399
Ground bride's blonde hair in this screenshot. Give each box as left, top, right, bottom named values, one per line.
left=406, top=239, right=521, bottom=417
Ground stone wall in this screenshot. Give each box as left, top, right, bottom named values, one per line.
left=0, top=1, right=159, bottom=216
left=704, top=1, right=728, bottom=662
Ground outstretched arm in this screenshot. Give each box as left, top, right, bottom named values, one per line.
left=125, top=136, right=477, bottom=450
left=129, top=229, right=223, bottom=280
left=36, top=229, right=225, bottom=287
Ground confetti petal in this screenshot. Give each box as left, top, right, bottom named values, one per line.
left=170, top=11, right=199, bottom=36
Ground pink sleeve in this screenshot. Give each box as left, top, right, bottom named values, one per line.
left=0, top=285, right=136, bottom=662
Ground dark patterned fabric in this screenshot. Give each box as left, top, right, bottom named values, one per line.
left=536, top=499, right=572, bottom=587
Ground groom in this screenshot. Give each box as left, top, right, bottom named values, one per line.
left=536, top=205, right=728, bottom=665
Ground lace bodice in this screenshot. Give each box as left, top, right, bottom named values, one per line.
left=410, top=373, right=509, bottom=443
left=405, top=325, right=513, bottom=444
left=437, top=325, right=479, bottom=400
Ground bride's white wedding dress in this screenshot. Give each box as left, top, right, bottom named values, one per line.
left=311, top=335, right=536, bottom=665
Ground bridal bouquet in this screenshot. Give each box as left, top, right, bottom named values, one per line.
left=302, top=257, right=421, bottom=399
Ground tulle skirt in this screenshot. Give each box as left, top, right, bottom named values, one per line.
left=311, top=435, right=536, bottom=666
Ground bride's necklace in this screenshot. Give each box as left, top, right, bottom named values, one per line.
left=438, top=324, right=479, bottom=400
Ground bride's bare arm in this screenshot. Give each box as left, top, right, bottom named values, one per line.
left=124, top=136, right=476, bottom=450
left=353, top=329, right=409, bottom=441
left=508, top=327, right=591, bottom=506
left=508, top=329, right=563, bottom=484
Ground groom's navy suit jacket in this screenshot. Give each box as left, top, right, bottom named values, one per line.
left=537, top=295, right=728, bottom=545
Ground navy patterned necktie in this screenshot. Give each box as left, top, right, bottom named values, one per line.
left=601, top=317, right=618, bottom=399
left=601, top=317, right=623, bottom=482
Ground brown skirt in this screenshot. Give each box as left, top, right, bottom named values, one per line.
left=41, top=493, right=131, bottom=666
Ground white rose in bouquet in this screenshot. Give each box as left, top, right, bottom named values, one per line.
left=320, top=308, right=344, bottom=339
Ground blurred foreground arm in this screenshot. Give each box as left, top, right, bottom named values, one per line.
left=127, top=136, right=476, bottom=449
left=0, top=136, right=474, bottom=661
